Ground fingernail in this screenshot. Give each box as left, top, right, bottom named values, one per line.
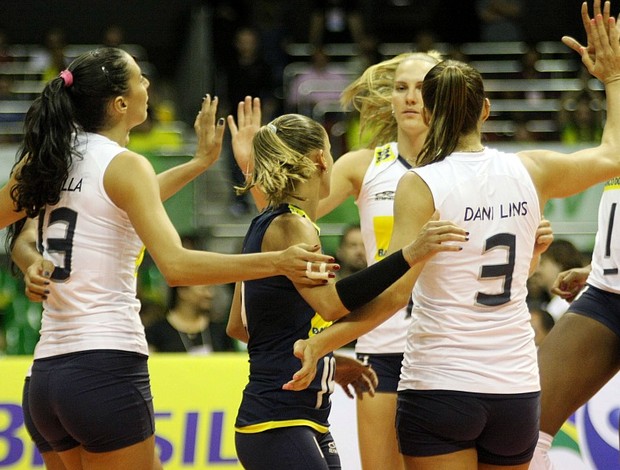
left=44, top=290, right=50, bottom=294
left=218, top=117, right=225, bottom=125
left=329, top=257, right=336, bottom=262
left=333, top=265, right=340, bottom=271
left=43, top=271, right=50, bottom=277
left=328, top=273, right=335, bottom=278
left=465, top=237, right=469, bottom=241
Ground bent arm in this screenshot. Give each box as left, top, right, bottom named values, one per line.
left=11, top=217, right=40, bottom=274
left=11, top=217, right=53, bottom=302
left=520, top=12, right=620, bottom=203
left=0, top=171, right=27, bottom=229
left=227, top=282, right=249, bottom=343
left=317, top=149, right=370, bottom=218
left=104, top=151, right=335, bottom=286
left=287, top=173, right=465, bottom=357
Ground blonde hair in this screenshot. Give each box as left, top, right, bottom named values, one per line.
left=238, top=114, right=326, bottom=206
left=340, top=51, right=442, bottom=148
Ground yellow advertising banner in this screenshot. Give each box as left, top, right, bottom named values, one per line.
left=0, top=354, right=249, bottom=469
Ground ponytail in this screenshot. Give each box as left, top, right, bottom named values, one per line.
left=13, top=77, right=78, bottom=217
left=9, top=47, right=131, bottom=252
left=416, top=60, right=485, bottom=167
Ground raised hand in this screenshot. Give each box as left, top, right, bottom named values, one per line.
left=193, top=94, right=226, bottom=170
left=227, top=96, right=262, bottom=178
left=562, top=0, right=620, bottom=84
left=562, top=0, right=611, bottom=61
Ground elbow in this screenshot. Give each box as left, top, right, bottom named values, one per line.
left=226, top=324, right=247, bottom=343
left=156, top=262, right=187, bottom=287
left=318, top=304, right=349, bottom=322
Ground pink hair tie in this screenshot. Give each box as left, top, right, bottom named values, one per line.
left=59, top=69, right=73, bottom=88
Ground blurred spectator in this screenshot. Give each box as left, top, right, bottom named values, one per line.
left=29, top=27, right=69, bottom=83
left=529, top=306, right=555, bottom=347
left=527, top=239, right=585, bottom=321
left=476, top=0, right=524, bottom=42
left=224, top=27, right=277, bottom=118
left=335, top=224, right=367, bottom=280
left=309, top=0, right=366, bottom=47
left=519, top=47, right=546, bottom=100
left=144, top=234, right=235, bottom=353
left=287, top=46, right=350, bottom=114
left=559, top=91, right=604, bottom=145
left=0, top=29, right=14, bottom=63
left=511, top=113, right=539, bottom=142
left=139, top=299, right=167, bottom=329
left=0, top=73, right=15, bottom=99
left=101, top=24, right=125, bottom=47
left=145, top=284, right=236, bottom=354
left=414, top=29, right=439, bottom=53
left=211, top=0, right=251, bottom=70
left=223, top=26, right=277, bottom=217
left=127, top=107, right=183, bottom=155
left=250, top=0, right=292, bottom=99
left=348, top=34, right=383, bottom=77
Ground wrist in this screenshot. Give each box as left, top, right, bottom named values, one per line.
left=401, top=246, right=415, bottom=267
left=604, top=75, right=620, bottom=86
left=191, top=152, right=212, bottom=170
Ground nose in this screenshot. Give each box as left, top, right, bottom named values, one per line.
left=406, top=87, right=419, bottom=104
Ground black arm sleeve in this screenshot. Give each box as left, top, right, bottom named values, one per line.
left=335, top=249, right=410, bottom=312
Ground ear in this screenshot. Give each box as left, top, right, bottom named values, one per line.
left=112, top=96, right=128, bottom=114
left=316, top=149, right=327, bottom=171
left=481, top=98, right=491, bottom=123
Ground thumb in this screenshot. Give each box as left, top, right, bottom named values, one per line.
left=561, top=36, right=585, bottom=54
left=292, top=339, right=306, bottom=360
left=297, top=243, right=321, bottom=253
left=41, top=260, right=55, bottom=278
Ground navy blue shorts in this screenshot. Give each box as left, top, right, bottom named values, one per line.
left=356, top=353, right=403, bottom=393
left=24, top=350, right=155, bottom=453
left=570, top=284, right=620, bottom=339
left=235, top=427, right=340, bottom=470
left=396, top=389, right=540, bottom=465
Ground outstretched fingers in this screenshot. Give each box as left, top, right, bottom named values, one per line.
left=282, top=340, right=317, bottom=391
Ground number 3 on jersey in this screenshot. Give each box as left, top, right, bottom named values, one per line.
left=476, top=233, right=516, bottom=307
left=37, top=207, right=78, bottom=282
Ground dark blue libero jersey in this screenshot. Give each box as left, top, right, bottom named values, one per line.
left=235, top=203, right=335, bottom=434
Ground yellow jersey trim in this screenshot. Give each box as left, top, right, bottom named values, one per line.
left=235, top=419, right=329, bottom=434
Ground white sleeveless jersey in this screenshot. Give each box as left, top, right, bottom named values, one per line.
left=34, top=132, right=147, bottom=359
left=399, top=148, right=540, bottom=394
left=355, top=142, right=412, bottom=354
left=588, top=178, right=620, bottom=293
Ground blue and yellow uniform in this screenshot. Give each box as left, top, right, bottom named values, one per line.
left=234, top=203, right=340, bottom=469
